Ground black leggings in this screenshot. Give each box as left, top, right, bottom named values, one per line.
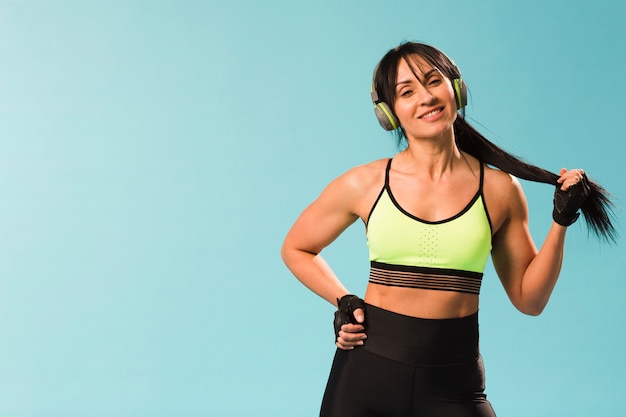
left=320, top=304, right=496, bottom=417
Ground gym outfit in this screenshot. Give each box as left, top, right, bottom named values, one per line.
left=320, top=159, right=497, bottom=417
left=367, top=159, right=492, bottom=294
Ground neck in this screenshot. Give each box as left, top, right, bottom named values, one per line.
left=397, top=129, right=463, bottom=178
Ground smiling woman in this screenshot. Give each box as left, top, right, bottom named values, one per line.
left=393, top=61, right=458, bottom=139
left=281, top=41, right=617, bottom=417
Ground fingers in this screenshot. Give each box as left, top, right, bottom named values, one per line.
left=352, top=308, right=365, bottom=324
left=336, top=323, right=367, bottom=350
left=557, top=168, right=586, bottom=190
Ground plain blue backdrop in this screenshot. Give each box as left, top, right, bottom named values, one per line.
left=1, top=1, right=624, bottom=416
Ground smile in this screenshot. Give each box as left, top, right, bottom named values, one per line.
left=419, top=108, right=443, bottom=119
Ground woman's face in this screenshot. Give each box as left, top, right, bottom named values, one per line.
left=392, top=55, right=458, bottom=140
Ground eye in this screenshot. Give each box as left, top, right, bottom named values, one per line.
left=427, top=76, right=442, bottom=86
left=400, top=89, right=413, bottom=97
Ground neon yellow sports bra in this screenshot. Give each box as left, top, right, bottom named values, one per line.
left=366, top=158, right=492, bottom=294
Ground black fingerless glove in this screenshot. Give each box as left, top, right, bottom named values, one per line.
left=552, top=174, right=591, bottom=226
left=333, top=294, right=366, bottom=339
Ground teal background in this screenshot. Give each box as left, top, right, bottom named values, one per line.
left=1, top=1, right=624, bottom=416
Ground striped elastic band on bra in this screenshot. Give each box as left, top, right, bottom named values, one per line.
left=369, top=261, right=483, bottom=295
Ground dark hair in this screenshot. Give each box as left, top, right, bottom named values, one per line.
left=374, top=42, right=618, bottom=243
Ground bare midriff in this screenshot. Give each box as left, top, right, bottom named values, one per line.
left=364, top=282, right=479, bottom=319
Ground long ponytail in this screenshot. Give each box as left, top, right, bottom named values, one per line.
left=374, top=41, right=618, bottom=242
left=454, top=117, right=618, bottom=243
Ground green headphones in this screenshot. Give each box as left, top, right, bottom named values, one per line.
left=371, top=60, right=468, bottom=131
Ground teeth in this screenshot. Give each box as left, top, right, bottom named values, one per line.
left=421, top=109, right=441, bottom=118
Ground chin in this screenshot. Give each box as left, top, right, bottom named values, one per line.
left=407, top=121, right=455, bottom=140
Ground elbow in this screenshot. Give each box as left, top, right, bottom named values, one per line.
left=280, top=241, right=318, bottom=268
left=280, top=242, right=292, bottom=266
left=517, top=301, right=547, bottom=317
left=280, top=244, right=299, bottom=280
left=521, top=307, right=544, bottom=317
left=510, top=293, right=547, bottom=316
left=508, top=286, right=551, bottom=316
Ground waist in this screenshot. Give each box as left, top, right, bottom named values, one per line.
left=361, top=303, right=480, bottom=366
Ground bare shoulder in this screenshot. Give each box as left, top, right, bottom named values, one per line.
left=337, top=158, right=388, bottom=190
left=326, top=158, right=388, bottom=220
left=462, top=154, right=522, bottom=200
left=483, top=166, right=528, bottom=232
left=484, top=166, right=521, bottom=192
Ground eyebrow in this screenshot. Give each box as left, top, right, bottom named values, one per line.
left=395, top=68, right=440, bottom=87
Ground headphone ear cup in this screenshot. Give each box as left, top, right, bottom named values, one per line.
left=453, top=78, right=468, bottom=109
left=374, top=102, right=400, bottom=131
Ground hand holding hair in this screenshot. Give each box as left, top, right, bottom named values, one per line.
left=553, top=168, right=591, bottom=226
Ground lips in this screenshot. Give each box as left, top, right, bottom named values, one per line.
left=418, top=107, right=444, bottom=119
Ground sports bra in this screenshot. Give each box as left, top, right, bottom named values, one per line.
left=366, top=158, right=492, bottom=295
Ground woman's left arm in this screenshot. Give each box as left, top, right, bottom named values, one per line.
left=491, top=168, right=585, bottom=315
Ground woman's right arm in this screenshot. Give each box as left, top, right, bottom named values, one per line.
left=280, top=171, right=362, bottom=306
left=281, top=163, right=382, bottom=349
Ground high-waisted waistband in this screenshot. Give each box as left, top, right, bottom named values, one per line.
left=361, top=303, right=480, bottom=366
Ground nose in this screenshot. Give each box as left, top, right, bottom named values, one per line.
left=419, top=84, right=435, bottom=103
left=414, top=82, right=435, bottom=104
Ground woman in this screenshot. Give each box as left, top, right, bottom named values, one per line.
left=281, top=42, right=616, bottom=417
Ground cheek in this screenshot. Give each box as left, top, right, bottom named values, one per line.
left=392, top=100, right=411, bottom=121
left=443, top=84, right=457, bottom=105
